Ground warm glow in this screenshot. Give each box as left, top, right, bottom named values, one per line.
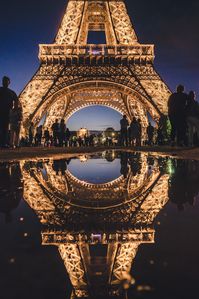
left=19, top=0, right=170, bottom=136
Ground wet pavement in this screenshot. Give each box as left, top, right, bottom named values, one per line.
left=0, top=151, right=199, bottom=299
left=0, top=145, right=199, bottom=162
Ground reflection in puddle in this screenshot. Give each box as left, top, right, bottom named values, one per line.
left=0, top=151, right=199, bottom=298
left=0, top=163, right=23, bottom=223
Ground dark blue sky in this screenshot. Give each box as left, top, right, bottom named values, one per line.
left=0, top=0, right=198, bottom=130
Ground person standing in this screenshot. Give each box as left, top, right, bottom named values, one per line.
left=51, top=119, right=59, bottom=146
left=0, top=76, right=18, bottom=148
left=35, top=125, right=43, bottom=146
left=89, top=134, right=94, bottom=147
left=28, top=122, right=34, bottom=146
left=128, top=126, right=132, bottom=146
left=156, top=120, right=164, bottom=145
left=65, top=128, right=71, bottom=147
left=129, top=118, right=138, bottom=146
left=147, top=123, right=154, bottom=146
left=120, top=115, right=129, bottom=146
left=44, top=128, right=50, bottom=147
left=186, top=91, right=199, bottom=146
left=168, top=85, right=188, bottom=146
left=120, top=152, right=129, bottom=178
left=9, top=101, right=23, bottom=148
left=59, top=119, right=66, bottom=147
left=72, top=135, right=77, bottom=147
left=78, top=136, right=83, bottom=147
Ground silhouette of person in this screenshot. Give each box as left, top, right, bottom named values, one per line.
left=129, top=152, right=141, bottom=176
left=169, top=159, right=199, bottom=211
left=51, top=119, right=59, bottom=146
left=89, top=134, right=94, bottom=147
left=59, top=119, right=66, bottom=147
left=147, top=122, right=154, bottom=145
left=53, top=159, right=67, bottom=175
left=65, top=128, right=71, bottom=147
left=35, top=125, right=43, bottom=146
left=59, top=159, right=67, bottom=175
left=44, top=128, right=50, bottom=146
left=129, top=117, right=138, bottom=146
left=120, top=152, right=129, bottom=178
left=85, top=135, right=89, bottom=147
left=72, top=135, right=77, bottom=147
left=186, top=91, right=199, bottom=146
left=156, top=116, right=165, bottom=145
left=28, top=122, right=34, bottom=146
left=120, top=115, right=129, bottom=146
left=53, top=160, right=59, bottom=175
left=168, top=85, right=188, bottom=146
left=78, top=136, right=83, bottom=147
left=156, top=114, right=170, bottom=145
left=0, top=76, right=18, bottom=148
left=128, top=126, right=132, bottom=145
left=9, top=100, right=23, bottom=148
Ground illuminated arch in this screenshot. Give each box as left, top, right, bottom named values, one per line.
left=26, top=81, right=160, bottom=135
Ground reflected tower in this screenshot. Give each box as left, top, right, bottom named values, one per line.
left=21, top=153, right=169, bottom=298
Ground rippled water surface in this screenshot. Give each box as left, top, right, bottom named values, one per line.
left=0, top=151, right=199, bottom=299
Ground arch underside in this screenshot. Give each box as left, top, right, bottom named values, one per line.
left=20, top=63, right=171, bottom=133
left=42, top=85, right=151, bottom=130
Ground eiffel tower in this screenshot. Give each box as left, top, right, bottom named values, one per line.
left=20, top=0, right=171, bottom=134
left=22, top=153, right=169, bottom=298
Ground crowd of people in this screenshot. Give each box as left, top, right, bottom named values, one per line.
left=0, top=76, right=199, bottom=149
left=28, top=119, right=95, bottom=148
left=119, top=114, right=170, bottom=147
left=168, top=85, right=199, bottom=146
left=28, top=120, right=71, bottom=147
left=120, top=84, right=199, bottom=147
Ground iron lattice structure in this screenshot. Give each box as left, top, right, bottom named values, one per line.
left=19, top=0, right=171, bottom=134
left=21, top=153, right=169, bottom=298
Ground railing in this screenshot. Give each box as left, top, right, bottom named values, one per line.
left=39, top=44, right=154, bottom=62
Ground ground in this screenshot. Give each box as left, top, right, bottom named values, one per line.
left=0, top=146, right=199, bottom=162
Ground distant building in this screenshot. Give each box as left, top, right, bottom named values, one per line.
left=102, top=128, right=119, bottom=145
left=77, top=128, right=89, bottom=138
left=103, top=128, right=119, bottom=139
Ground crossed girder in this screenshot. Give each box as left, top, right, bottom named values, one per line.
left=20, top=63, right=170, bottom=134
left=55, top=0, right=138, bottom=45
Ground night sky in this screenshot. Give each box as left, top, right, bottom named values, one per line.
left=0, top=0, right=198, bottom=130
